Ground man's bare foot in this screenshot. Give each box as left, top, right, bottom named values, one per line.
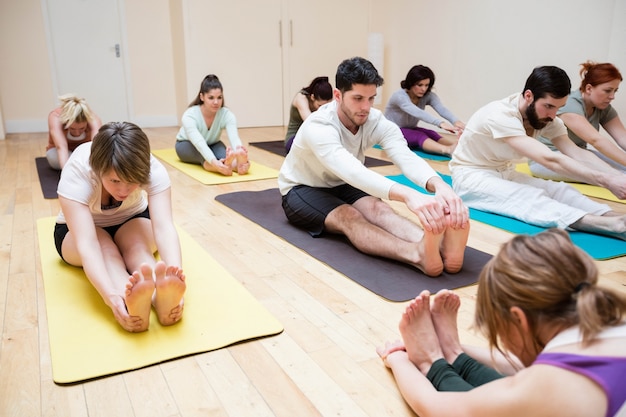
left=415, top=230, right=444, bottom=276
left=398, top=290, right=445, bottom=374
left=440, top=222, right=469, bottom=273
left=431, top=289, right=464, bottom=363
left=125, top=263, right=156, bottom=332
left=234, top=146, right=250, bottom=175
left=153, top=261, right=186, bottom=326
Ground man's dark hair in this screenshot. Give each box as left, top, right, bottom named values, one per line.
left=335, top=57, right=384, bottom=93
left=523, top=66, right=571, bottom=100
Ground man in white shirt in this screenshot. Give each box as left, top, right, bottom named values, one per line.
left=450, top=65, right=626, bottom=238
left=278, top=57, right=470, bottom=276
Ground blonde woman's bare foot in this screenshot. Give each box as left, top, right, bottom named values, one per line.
left=153, top=261, right=186, bottom=326
left=125, top=263, right=156, bottom=332
left=440, top=222, right=469, bottom=273
left=431, top=289, right=464, bottom=363
left=398, top=290, right=445, bottom=374
left=415, top=230, right=444, bottom=276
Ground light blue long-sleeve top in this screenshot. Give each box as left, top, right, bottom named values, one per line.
left=176, top=105, right=242, bottom=162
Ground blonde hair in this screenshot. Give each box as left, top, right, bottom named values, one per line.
left=58, top=94, right=93, bottom=129
left=475, top=229, right=626, bottom=359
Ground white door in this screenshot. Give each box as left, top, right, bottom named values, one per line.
left=44, top=0, right=129, bottom=124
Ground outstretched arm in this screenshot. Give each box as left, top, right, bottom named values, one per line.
left=293, top=92, right=313, bottom=121
left=59, top=197, right=140, bottom=330
left=48, top=111, right=71, bottom=168
left=560, top=112, right=626, bottom=167
left=506, top=134, right=626, bottom=199
left=147, top=188, right=182, bottom=268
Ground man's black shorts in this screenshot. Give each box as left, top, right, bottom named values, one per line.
left=281, top=184, right=369, bottom=236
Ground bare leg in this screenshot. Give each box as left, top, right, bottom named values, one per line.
left=440, top=220, right=470, bottom=273
left=570, top=213, right=626, bottom=240
left=153, top=261, right=186, bottom=325
left=421, top=138, right=457, bottom=156
left=430, top=289, right=464, bottom=364
left=125, top=263, right=156, bottom=332
left=398, top=290, right=445, bottom=374
left=326, top=204, right=444, bottom=276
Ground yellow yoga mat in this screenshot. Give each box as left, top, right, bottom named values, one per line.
left=516, top=162, right=625, bottom=203
left=37, top=217, right=283, bottom=384
left=152, top=148, right=278, bottom=185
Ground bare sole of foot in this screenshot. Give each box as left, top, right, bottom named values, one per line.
left=431, top=289, right=464, bottom=363
left=415, top=230, right=444, bottom=276
left=154, top=261, right=186, bottom=326
left=125, top=263, right=156, bottom=332
left=441, top=223, right=470, bottom=273
left=398, top=290, right=445, bottom=373
left=234, top=147, right=250, bottom=175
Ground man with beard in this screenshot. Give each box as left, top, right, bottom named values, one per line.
left=449, top=65, right=626, bottom=239
left=278, top=57, right=470, bottom=277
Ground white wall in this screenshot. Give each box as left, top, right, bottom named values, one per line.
left=0, top=0, right=624, bottom=133
left=377, top=0, right=626, bottom=123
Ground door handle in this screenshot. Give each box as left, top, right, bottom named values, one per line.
left=115, top=44, right=120, bottom=58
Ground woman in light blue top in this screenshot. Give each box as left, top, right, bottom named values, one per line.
left=175, top=74, right=249, bottom=175
left=385, top=65, right=465, bottom=156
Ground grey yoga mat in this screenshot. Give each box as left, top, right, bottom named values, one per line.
left=35, top=157, right=61, bottom=199
left=215, top=188, right=491, bottom=302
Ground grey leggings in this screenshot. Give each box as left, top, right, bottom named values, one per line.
left=175, top=140, right=227, bottom=164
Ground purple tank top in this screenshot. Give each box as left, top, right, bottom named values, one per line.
left=534, top=352, right=626, bottom=417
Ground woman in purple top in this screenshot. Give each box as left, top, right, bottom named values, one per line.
left=377, top=229, right=626, bottom=417
left=385, top=65, right=465, bottom=156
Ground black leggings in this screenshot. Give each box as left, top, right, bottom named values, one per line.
left=426, top=353, right=505, bottom=391
left=54, top=208, right=151, bottom=262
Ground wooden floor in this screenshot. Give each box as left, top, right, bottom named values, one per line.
left=1, top=126, right=625, bottom=417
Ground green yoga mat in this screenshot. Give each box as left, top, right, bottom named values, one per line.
left=389, top=173, right=626, bottom=260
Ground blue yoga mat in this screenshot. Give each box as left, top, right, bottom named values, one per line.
left=389, top=173, right=626, bottom=260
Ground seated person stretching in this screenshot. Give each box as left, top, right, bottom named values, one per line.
left=450, top=65, right=626, bottom=240
left=278, top=57, right=470, bottom=277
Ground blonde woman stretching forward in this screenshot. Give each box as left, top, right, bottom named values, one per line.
left=46, top=93, right=102, bottom=170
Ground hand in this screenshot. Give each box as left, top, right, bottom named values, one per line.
left=404, top=192, right=447, bottom=234
left=605, top=174, right=626, bottom=200
left=108, top=295, right=145, bottom=332
left=434, top=188, right=469, bottom=230
left=376, top=340, right=407, bottom=368
left=203, top=158, right=233, bottom=176
left=439, top=121, right=458, bottom=135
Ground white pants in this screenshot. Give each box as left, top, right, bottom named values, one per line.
left=451, top=166, right=611, bottom=229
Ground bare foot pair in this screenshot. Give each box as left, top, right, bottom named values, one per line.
left=377, top=289, right=463, bottom=374
left=125, top=261, right=186, bottom=332
left=223, top=145, right=250, bottom=175
left=415, top=221, right=469, bottom=276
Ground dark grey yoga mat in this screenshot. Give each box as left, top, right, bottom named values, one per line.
left=35, top=157, right=61, bottom=199
left=215, top=188, right=491, bottom=302
left=249, top=140, right=393, bottom=168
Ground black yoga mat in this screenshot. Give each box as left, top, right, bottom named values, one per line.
left=35, top=157, right=61, bottom=199
left=215, top=188, right=492, bottom=302
left=249, top=140, right=393, bottom=168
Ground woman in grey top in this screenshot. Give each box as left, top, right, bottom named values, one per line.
left=385, top=65, right=465, bottom=156
left=529, top=61, right=626, bottom=182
